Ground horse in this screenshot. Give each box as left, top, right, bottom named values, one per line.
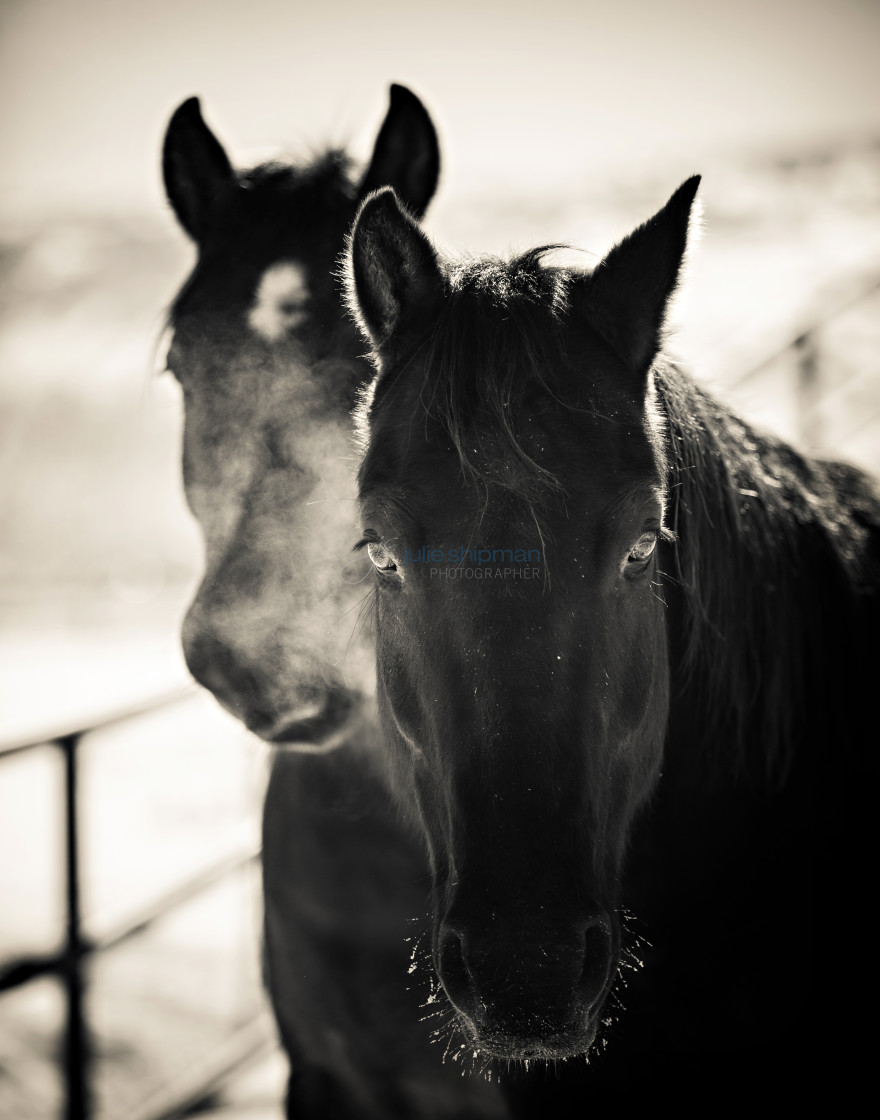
left=162, top=88, right=518, bottom=1118
left=161, top=84, right=442, bottom=737
left=344, top=183, right=880, bottom=1109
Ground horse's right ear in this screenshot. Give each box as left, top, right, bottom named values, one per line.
left=346, top=188, right=445, bottom=352
left=358, top=85, right=440, bottom=219
left=572, top=175, right=701, bottom=379
left=162, top=98, right=236, bottom=242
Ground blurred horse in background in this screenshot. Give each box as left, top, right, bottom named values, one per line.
left=162, top=89, right=508, bottom=1118
left=163, top=84, right=440, bottom=738
left=345, top=184, right=880, bottom=1108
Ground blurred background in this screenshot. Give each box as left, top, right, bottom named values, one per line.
left=1, top=1, right=879, bottom=1117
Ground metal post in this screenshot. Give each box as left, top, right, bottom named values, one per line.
left=60, top=732, right=89, bottom=1120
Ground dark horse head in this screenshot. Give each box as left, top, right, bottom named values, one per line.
left=162, top=87, right=439, bottom=744
left=345, top=179, right=700, bottom=1061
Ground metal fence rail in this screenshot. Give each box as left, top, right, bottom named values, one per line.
left=0, top=688, right=268, bottom=1120
left=727, top=264, right=880, bottom=453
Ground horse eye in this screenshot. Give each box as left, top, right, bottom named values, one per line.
left=367, top=541, right=398, bottom=572
left=626, top=532, right=658, bottom=565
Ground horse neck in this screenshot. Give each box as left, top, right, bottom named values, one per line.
left=654, top=361, right=879, bottom=791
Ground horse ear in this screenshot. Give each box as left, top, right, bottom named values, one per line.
left=347, top=188, right=444, bottom=351
left=575, top=176, right=701, bottom=377
left=162, top=97, right=236, bottom=242
left=358, top=85, right=440, bottom=219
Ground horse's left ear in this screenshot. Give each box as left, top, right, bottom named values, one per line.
left=573, top=175, right=701, bottom=378
left=163, top=97, right=236, bottom=242
left=358, top=84, right=441, bottom=219
left=347, top=188, right=445, bottom=352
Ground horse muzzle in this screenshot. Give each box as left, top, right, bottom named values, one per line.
left=182, top=622, right=360, bottom=749
left=435, top=910, right=617, bottom=1061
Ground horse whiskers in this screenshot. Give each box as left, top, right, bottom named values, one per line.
left=526, top=499, right=552, bottom=592
left=334, top=585, right=374, bottom=625
left=404, top=916, right=507, bottom=1082
left=341, top=586, right=377, bottom=673
left=350, top=586, right=377, bottom=647
left=334, top=586, right=376, bottom=690
left=582, top=908, right=647, bottom=1054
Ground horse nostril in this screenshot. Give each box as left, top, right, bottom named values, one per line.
left=437, top=913, right=615, bottom=1039
left=437, top=925, right=473, bottom=1015
left=578, top=914, right=614, bottom=1009
left=183, top=630, right=260, bottom=714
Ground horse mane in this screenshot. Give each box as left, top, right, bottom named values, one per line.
left=655, top=360, right=879, bottom=785
left=406, top=249, right=572, bottom=494
left=238, top=149, right=357, bottom=205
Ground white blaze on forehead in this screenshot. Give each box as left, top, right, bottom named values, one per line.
left=248, top=261, right=311, bottom=342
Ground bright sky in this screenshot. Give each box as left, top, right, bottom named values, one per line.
left=1, top=0, right=879, bottom=219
